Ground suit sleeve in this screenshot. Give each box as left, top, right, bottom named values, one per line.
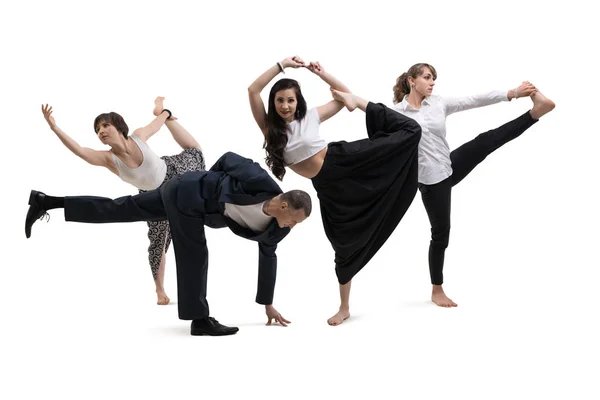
left=210, top=152, right=262, bottom=182
left=210, top=151, right=282, bottom=195
left=256, top=241, right=278, bottom=305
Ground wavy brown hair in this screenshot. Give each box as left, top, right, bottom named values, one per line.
left=264, top=79, right=307, bottom=181
left=392, top=63, right=437, bottom=104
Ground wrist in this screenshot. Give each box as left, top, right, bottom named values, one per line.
left=277, top=61, right=285, bottom=74
left=161, top=109, right=172, bottom=120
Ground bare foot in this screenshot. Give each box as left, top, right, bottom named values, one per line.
left=431, top=286, right=457, bottom=308
left=330, top=88, right=357, bottom=112
left=529, top=91, right=555, bottom=120
left=156, top=291, right=170, bottom=305
left=153, top=96, right=166, bottom=117
left=327, top=308, right=350, bottom=326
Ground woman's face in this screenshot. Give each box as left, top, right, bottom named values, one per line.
left=96, top=121, right=121, bottom=145
left=409, top=67, right=436, bottom=97
left=274, top=88, right=298, bottom=123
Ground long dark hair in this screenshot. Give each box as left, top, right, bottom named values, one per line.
left=392, top=63, right=437, bottom=104
left=264, top=78, right=307, bottom=181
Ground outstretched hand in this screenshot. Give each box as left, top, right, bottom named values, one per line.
left=265, top=305, right=291, bottom=327
left=515, top=81, right=537, bottom=98
left=282, top=56, right=306, bottom=69
left=41, top=104, right=57, bottom=129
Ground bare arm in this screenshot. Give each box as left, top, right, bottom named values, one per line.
left=248, top=56, right=306, bottom=136
left=133, top=110, right=171, bottom=142
left=306, top=62, right=350, bottom=123
left=41, top=104, right=113, bottom=170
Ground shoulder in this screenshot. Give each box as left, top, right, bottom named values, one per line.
left=308, top=107, right=321, bottom=123
left=294, top=108, right=319, bottom=125
left=427, top=95, right=446, bottom=109
left=129, top=133, right=144, bottom=142
left=267, top=226, right=291, bottom=243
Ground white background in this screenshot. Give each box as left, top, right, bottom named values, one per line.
left=2, top=0, right=598, bottom=399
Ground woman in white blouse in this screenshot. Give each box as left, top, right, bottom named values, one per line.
left=391, top=63, right=555, bottom=307
left=249, top=56, right=423, bottom=326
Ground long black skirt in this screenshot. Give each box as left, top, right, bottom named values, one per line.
left=311, top=102, right=421, bottom=284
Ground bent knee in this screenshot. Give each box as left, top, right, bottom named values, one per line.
left=431, top=227, right=450, bottom=247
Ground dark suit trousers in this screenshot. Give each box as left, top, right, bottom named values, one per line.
left=418, top=111, right=537, bottom=285
left=64, top=178, right=210, bottom=320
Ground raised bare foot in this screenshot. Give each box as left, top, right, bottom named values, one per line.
left=157, top=291, right=170, bottom=305
left=327, top=308, right=350, bottom=326
left=330, top=88, right=357, bottom=112
left=432, top=286, right=457, bottom=307
left=529, top=90, right=555, bottom=120
left=153, top=96, right=166, bottom=117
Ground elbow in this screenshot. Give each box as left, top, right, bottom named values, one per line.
left=408, top=120, right=422, bottom=143
left=411, top=120, right=422, bottom=135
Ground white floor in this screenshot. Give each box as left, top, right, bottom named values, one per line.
left=3, top=0, right=598, bottom=398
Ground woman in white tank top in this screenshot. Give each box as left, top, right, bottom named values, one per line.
left=41, top=97, right=205, bottom=306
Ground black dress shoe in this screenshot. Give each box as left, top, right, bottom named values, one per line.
left=190, top=317, right=239, bottom=336
left=25, top=190, right=49, bottom=238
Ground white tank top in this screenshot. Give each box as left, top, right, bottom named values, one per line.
left=283, top=108, right=327, bottom=165
left=111, top=134, right=167, bottom=190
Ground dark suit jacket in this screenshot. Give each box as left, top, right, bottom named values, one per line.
left=175, top=152, right=291, bottom=306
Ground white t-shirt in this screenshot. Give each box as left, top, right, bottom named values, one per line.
left=283, top=108, right=327, bottom=165
left=224, top=201, right=273, bottom=232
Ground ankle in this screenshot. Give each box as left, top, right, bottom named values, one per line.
left=43, top=195, right=65, bottom=210
left=432, top=285, right=445, bottom=294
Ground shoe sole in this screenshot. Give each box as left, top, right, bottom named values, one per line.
left=190, top=329, right=239, bottom=336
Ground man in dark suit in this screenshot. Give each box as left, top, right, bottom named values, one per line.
left=25, top=152, right=312, bottom=336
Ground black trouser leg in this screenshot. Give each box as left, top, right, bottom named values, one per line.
left=419, top=177, right=452, bottom=285
left=450, top=111, right=536, bottom=185
left=64, top=189, right=167, bottom=223
left=365, top=102, right=422, bottom=142
left=419, top=111, right=537, bottom=284
left=160, top=179, right=210, bottom=320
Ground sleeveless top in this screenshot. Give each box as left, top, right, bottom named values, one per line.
left=111, top=134, right=167, bottom=190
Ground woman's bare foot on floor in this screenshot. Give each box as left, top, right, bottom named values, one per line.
left=432, top=285, right=457, bottom=307
left=327, top=307, right=350, bottom=326
left=156, top=291, right=170, bottom=305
